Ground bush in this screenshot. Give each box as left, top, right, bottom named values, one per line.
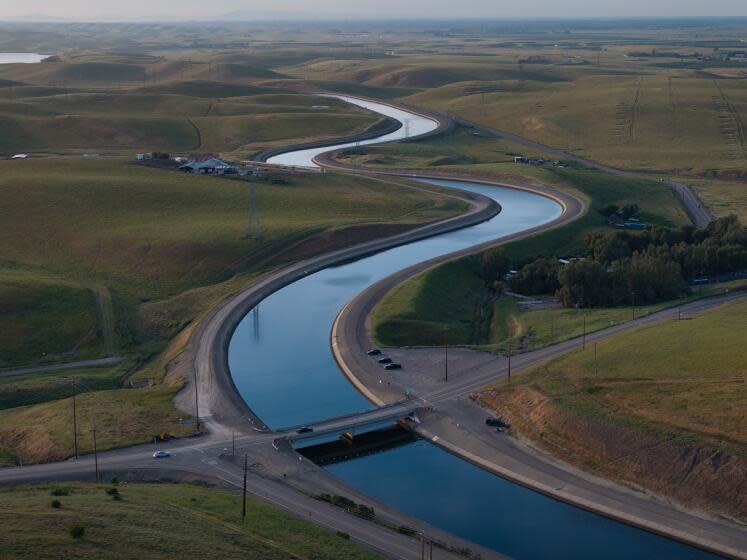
left=510, top=257, right=560, bottom=295
left=50, top=488, right=69, bottom=497
left=480, top=247, right=511, bottom=283
left=110, top=476, right=119, bottom=485
left=50, top=499, right=61, bottom=509
left=69, top=525, right=85, bottom=540
left=336, top=531, right=350, bottom=540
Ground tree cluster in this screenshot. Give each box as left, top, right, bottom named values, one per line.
left=482, top=216, right=747, bottom=309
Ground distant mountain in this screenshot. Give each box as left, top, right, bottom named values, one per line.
left=0, top=14, right=71, bottom=22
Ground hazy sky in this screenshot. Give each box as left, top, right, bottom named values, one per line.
left=2, top=0, right=746, bottom=20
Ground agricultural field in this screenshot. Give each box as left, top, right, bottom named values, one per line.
left=477, top=297, right=747, bottom=520
left=0, top=482, right=379, bottom=560
left=0, top=156, right=465, bottom=463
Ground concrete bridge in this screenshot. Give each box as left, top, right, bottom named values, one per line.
left=276, top=400, right=429, bottom=442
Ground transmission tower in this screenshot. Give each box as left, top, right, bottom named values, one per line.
left=248, top=183, right=261, bottom=240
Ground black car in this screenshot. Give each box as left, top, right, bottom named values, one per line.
left=485, top=417, right=510, bottom=430
left=296, top=427, right=313, bottom=434
left=377, top=357, right=392, bottom=364
left=367, top=349, right=382, bottom=356
left=384, top=362, right=402, bottom=370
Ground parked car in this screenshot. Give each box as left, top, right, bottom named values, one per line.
left=384, top=363, right=402, bottom=370
left=296, top=427, right=314, bottom=434
left=377, top=357, right=392, bottom=365
left=367, top=349, right=382, bottom=356
left=152, top=450, right=171, bottom=459
left=485, top=417, right=511, bottom=431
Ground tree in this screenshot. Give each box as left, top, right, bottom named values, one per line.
left=557, top=260, right=608, bottom=307
left=510, top=258, right=560, bottom=295
left=480, top=247, right=511, bottom=285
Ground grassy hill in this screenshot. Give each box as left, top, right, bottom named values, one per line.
left=0, top=82, right=381, bottom=155
left=477, top=297, right=747, bottom=521
left=0, top=483, right=380, bottom=560
left=0, top=157, right=465, bottom=463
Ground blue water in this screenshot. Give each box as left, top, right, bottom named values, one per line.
left=228, top=179, right=561, bottom=428
left=328, top=442, right=720, bottom=560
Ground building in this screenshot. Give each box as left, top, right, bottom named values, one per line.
left=179, top=158, right=237, bottom=175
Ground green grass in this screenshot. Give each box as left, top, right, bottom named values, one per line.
left=409, top=74, right=747, bottom=175
left=0, top=364, right=129, bottom=411
left=0, top=270, right=106, bottom=369
left=0, top=483, right=381, bottom=560
left=0, top=83, right=381, bottom=155
left=0, top=386, right=193, bottom=464
left=486, top=279, right=747, bottom=352
left=480, top=297, right=747, bottom=457
left=373, top=256, right=491, bottom=347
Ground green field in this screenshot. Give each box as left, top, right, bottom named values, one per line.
left=0, top=483, right=380, bottom=560
left=0, top=156, right=464, bottom=463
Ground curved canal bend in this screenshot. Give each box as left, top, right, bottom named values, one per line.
left=228, top=96, right=718, bottom=560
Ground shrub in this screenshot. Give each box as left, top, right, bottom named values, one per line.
left=110, top=477, right=119, bottom=485
left=50, top=488, right=69, bottom=497
left=50, top=499, right=61, bottom=509
left=69, top=525, right=85, bottom=540
left=336, top=531, right=350, bottom=540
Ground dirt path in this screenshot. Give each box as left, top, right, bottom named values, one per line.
left=0, top=357, right=125, bottom=378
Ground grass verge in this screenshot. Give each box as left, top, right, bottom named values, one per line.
left=0, top=482, right=381, bottom=560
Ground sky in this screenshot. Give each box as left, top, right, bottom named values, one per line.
left=1, top=0, right=746, bottom=21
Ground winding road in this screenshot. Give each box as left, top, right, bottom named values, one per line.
left=1, top=94, right=743, bottom=560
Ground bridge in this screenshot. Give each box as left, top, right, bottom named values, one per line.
left=276, top=400, right=429, bottom=442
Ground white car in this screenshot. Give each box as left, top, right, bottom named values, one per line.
left=152, top=450, right=171, bottom=459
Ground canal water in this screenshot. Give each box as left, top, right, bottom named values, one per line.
left=228, top=179, right=561, bottom=428
left=229, top=97, right=720, bottom=560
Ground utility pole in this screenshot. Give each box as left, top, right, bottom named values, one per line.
left=507, top=342, right=512, bottom=381
left=193, top=367, right=200, bottom=433
left=71, top=377, right=79, bottom=460
left=582, top=313, right=587, bottom=350
left=421, top=534, right=425, bottom=560
left=242, top=454, right=248, bottom=521
left=92, top=423, right=99, bottom=483
left=632, top=290, right=636, bottom=320
left=444, top=328, right=448, bottom=383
